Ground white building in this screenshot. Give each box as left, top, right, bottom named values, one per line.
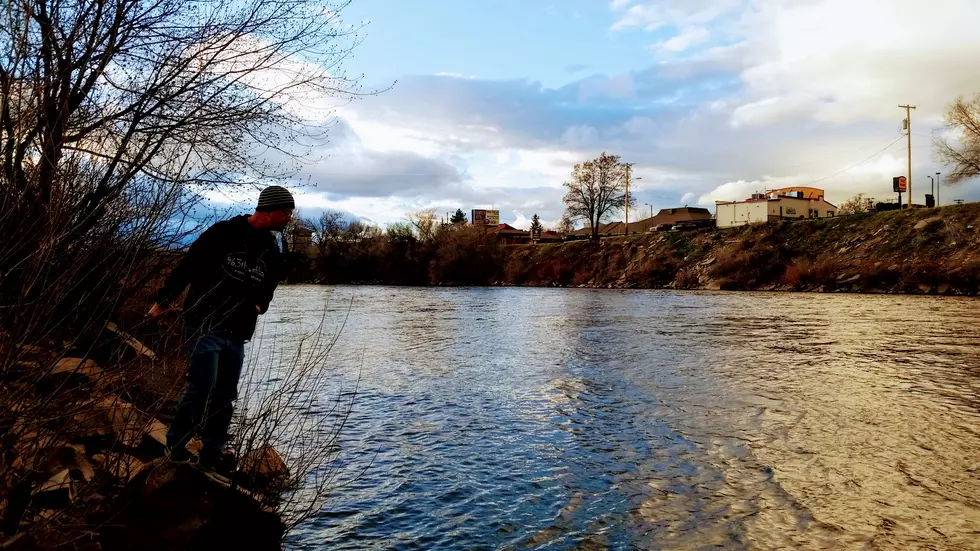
left=715, top=187, right=838, bottom=229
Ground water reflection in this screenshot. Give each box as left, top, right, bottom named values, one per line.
left=251, top=287, right=980, bottom=550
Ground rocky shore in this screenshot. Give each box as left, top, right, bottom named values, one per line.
left=0, top=324, right=290, bottom=551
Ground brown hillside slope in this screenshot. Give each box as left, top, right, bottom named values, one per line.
left=497, top=204, right=980, bottom=294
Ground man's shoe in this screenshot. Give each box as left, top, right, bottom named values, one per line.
left=198, top=458, right=232, bottom=485
left=167, top=447, right=193, bottom=463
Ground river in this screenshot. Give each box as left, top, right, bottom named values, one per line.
left=245, top=286, right=980, bottom=550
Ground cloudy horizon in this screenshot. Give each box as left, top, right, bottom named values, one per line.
left=202, top=0, right=980, bottom=230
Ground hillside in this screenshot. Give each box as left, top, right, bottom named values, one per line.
left=496, top=203, right=980, bottom=294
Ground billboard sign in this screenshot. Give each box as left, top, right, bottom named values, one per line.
left=471, top=209, right=500, bottom=226
left=893, top=176, right=907, bottom=193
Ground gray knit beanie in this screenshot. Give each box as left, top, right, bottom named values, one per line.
left=256, top=185, right=295, bottom=212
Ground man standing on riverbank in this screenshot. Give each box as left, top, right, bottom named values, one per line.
left=147, top=185, right=294, bottom=471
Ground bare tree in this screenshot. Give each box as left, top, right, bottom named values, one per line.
left=0, top=0, right=376, bottom=544
left=562, top=153, right=632, bottom=240
left=557, top=215, right=574, bottom=236
left=0, top=0, right=374, bottom=311
left=406, top=208, right=437, bottom=242
left=838, top=193, right=873, bottom=215
left=935, top=94, right=980, bottom=184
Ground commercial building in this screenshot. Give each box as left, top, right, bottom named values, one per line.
left=569, top=207, right=713, bottom=237
left=645, top=207, right=712, bottom=230
left=483, top=224, right=562, bottom=244
left=715, top=187, right=838, bottom=229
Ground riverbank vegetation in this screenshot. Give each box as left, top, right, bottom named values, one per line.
left=295, top=203, right=980, bottom=296
left=0, top=0, right=367, bottom=548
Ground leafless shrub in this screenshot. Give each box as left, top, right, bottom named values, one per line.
left=231, top=302, right=357, bottom=531
left=1, top=0, right=375, bottom=544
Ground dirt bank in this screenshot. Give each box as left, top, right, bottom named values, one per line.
left=497, top=203, right=980, bottom=295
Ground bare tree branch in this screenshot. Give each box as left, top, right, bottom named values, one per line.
left=935, top=94, right=980, bottom=185
left=561, top=152, right=632, bottom=240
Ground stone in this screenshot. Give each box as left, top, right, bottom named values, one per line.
left=96, top=453, right=146, bottom=482
left=97, top=395, right=167, bottom=452
left=914, top=216, right=941, bottom=230
left=11, top=428, right=65, bottom=471
left=32, top=470, right=74, bottom=508
left=50, top=358, right=103, bottom=381
left=54, top=444, right=96, bottom=482
left=186, top=438, right=203, bottom=457
left=238, top=446, right=290, bottom=493
left=101, top=461, right=285, bottom=551
left=72, top=410, right=115, bottom=441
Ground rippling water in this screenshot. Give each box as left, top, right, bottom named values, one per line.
left=249, top=287, right=980, bottom=550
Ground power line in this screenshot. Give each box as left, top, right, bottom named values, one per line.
left=801, top=136, right=905, bottom=187
left=737, top=135, right=913, bottom=183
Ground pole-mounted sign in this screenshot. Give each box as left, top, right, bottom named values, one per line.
left=893, top=176, right=907, bottom=193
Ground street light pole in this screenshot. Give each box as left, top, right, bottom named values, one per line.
left=936, top=172, right=941, bottom=206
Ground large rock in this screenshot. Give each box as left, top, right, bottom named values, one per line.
left=96, top=396, right=167, bottom=454
left=31, top=470, right=74, bottom=509
left=238, top=446, right=290, bottom=494
left=101, top=461, right=285, bottom=551
left=50, top=358, right=103, bottom=382
left=92, top=453, right=146, bottom=483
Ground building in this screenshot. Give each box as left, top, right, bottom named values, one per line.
left=645, top=207, right=713, bottom=230
left=715, top=187, right=838, bottom=228
left=569, top=207, right=713, bottom=237
left=478, top=223, right=527, bottom=244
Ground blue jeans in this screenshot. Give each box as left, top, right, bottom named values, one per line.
left=166, top=328, right=245, bottom=462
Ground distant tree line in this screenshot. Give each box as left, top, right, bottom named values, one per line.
left=286, top=208, right=504, bottom=285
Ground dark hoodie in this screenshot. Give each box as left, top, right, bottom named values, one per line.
left=156, top=215, right=283, bottom=340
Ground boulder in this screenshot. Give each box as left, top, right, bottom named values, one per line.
left=97, top=396, right=167, bottom=454
left=93, top=453, right=146, bottom=483
left=914, top=216, right=941, bottom=230
left=53, top=444, right=95, bottom=482
left=101, top=461, right=285, bottom=551
left=50, top=358, right=103, bottom=382
left=10, top=429, right=65, bottom=472
left=185, top=438, right=203, bottom=457
left=238, top=446, right=290, bottom=493
left=31, top=470, right=74, bottom=509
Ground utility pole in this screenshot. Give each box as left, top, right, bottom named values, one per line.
left=899, top=104, right=916, bottom=208
left=936, top=172, right=941, bottom=207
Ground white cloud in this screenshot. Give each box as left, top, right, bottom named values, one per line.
left=611, top=0, right=742, bottom=31
left=733, top=0, right=980, bottom=126
left=222, top=0, right=980, bottom=227
left=656, top=27, right=710, bottom=53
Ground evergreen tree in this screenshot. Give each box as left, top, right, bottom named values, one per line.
left=530, top=214, right=543, bottom=234
left=450, top=208, right=468, bottom=224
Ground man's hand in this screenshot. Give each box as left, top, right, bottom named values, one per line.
left=147, top=303, right=167, bottom=318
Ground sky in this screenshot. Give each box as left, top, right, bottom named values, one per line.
left=203, top=0, right=980, bottom=230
